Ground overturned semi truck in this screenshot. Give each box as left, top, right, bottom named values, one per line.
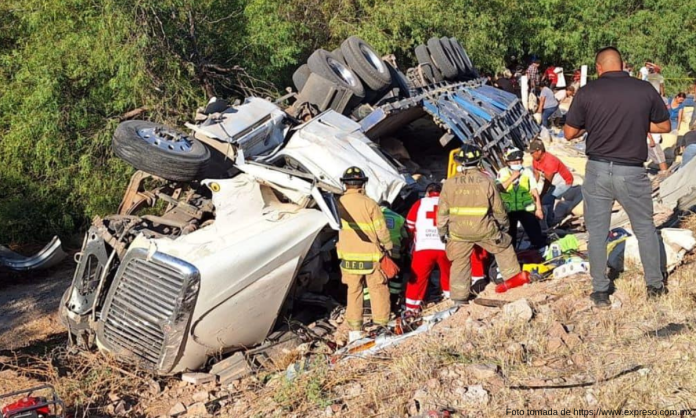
left=60, top=36, right=539, bottom=375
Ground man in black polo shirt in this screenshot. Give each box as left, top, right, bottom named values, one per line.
left=564, top=47, right=671, bottom=308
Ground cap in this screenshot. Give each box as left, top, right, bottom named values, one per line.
left=527, top=140, right=545, bottom=153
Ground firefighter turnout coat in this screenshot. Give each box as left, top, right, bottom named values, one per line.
left=437, top=169, right=509, bottom=242
left=337, top=189, right=393, bottom=274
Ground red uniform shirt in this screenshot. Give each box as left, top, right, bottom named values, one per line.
left=544, top=67, right=558, bottom=85
left=533, top=152, right=573, bottom=185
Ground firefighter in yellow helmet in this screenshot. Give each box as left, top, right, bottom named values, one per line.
left=336, top=166, right=393, bottom=342
left=437, top=144, right=530, bottom=304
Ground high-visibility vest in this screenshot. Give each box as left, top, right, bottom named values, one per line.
left=382, top=208, right=405, bottom=259
left=499, top=169, right=536, bottom=212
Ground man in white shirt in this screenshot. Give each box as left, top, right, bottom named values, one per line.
left=646, top=68, right=665, bottom=97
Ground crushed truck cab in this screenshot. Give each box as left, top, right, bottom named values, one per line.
left=60, top=35, right=537, bottom=375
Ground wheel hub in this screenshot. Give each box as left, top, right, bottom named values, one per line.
left=138, top=127, right=194, bottom=154
left=328, top=57, right=358, bottom=87
left=360, top=44, right=385, bottom=73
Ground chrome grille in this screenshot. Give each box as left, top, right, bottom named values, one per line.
left=99, top=249, right=199, bottom=371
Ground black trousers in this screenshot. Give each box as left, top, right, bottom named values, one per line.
left=508, top=210, right=546, bottom=249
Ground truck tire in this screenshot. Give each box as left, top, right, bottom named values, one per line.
left=415, top=44, right=443, bottom=83
left=113, top=120, right=211, bottom=182
left=292, top=64, right=311, bottom=92
left=307, top=49, right=366, bottom=98
left=441, top=37, right=467, bottom=78
left=340, top=36, right=392, bottom=91
left=331, top=48, right=347, bottom=65
left=386, top=62, right=412, bottom=97
left=427, top=37, right=458, bottom=80
left=449, top=37, right=476, bottom=76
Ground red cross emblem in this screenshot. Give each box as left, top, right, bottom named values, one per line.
left=425, top=205, right=438, bottom=226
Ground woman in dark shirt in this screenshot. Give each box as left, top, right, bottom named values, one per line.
left=495, top=69, right=515, bottom=94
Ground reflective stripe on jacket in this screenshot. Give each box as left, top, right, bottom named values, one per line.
left=337, top=189, right=393, bottom=273
left=497, top=168, right=536, bottom=212
left=382, top=207, right=407, bottom=258
left=437, top=169, right=509, bottom=242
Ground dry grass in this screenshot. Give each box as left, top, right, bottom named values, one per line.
left=1, top=347, right=162, bottom=417
left=238, top=215, right=696, bottom=417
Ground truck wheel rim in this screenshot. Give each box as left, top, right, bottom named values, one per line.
left=328, top=57, right=359, bottom=87
left=360, top=44, right=385, bottom=73
left=138, top=127, right=194, bottom=154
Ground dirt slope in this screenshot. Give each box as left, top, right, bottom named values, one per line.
left=2, top=225, right=696, bottom=417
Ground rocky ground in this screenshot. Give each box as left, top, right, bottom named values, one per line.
left=2, top=214, right=696, bottom=417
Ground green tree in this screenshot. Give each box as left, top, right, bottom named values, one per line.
left=1, top=0, right=694, bottom=244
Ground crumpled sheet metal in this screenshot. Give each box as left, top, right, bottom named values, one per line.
left=335, top=307, right=458, bottom=360
left=659, top=157, right=696, bottom=211
left=280, top=110, right=407, bottom=204
left=0, top=236, right=66, bottom=271
left=608, top=227, right=695, bottom=273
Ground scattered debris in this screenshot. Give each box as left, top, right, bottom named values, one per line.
left=210, top=352, right=253, bottom=384
left=182, top=373, right=216, bottom=385
left=0, top=236, right=66, bottom=271
left=333, top=307, right=458, bottom=360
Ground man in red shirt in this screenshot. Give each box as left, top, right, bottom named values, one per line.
left=543, top=65, right=558, bottom=88
left=528, top=140, right=579, bottom=226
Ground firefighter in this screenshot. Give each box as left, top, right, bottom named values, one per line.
left=404, top=183, right=452, bottom=312
left=337, top=166, right=393, bottom=342
left=496, top=147, right=546, bottom=249
left=437, top=144, right=530, bottom=304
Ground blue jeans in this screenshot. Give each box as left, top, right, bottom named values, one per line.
left=541, top=182, right=572, bottom=226
left=683, top=144, right=696, bottom=167
left=541, top=106, right=558, bottom=128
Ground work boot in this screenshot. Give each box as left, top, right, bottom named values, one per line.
left=647, top=285, right=668, bottom=299
left=590, top=291, right=611, bottom=309
left=495, top=271, right=531, bottom=293
left=452, top=299, right=470, bottom=307
left=348, top=330, right=366, bottom=343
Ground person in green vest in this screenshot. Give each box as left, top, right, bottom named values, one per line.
left=496, top=148, right=546, bottom=249
left=363, top=201, right=408, bottom=312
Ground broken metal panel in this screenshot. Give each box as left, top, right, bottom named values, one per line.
left=334, top=307, right=459, bottom=360
left=0, top=236, right=66, bottom=271
left=66, top=228, right=109, bottom=315
left=272, top=110, right=407, bottom=204
left=360, top=81, right=539, bottom=172
left=186, top=97, right=289, bottom=157
left=659, top=158, right=696, bottom=211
